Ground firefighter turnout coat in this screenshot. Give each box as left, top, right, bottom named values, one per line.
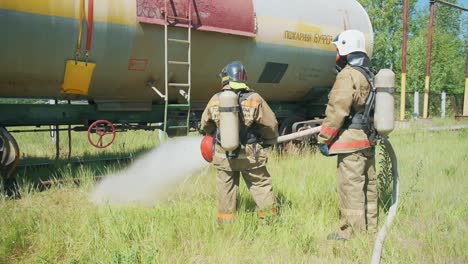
left=318, top=65, right=372, bottom=154
left=200, top=85, right=278, bottom=171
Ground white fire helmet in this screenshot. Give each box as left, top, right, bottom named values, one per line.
left=333, top=29, right=367, bottom=56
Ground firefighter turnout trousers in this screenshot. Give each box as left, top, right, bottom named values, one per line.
left=217, top=166, right=276, bottom=223
left=336, top=147, right=377, bottom=239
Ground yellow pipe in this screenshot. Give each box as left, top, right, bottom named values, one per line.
left=77, top=0, right=85, bottom=51
left=423, top=76, right=430, bottom=119
left=464, top=77, right=468, bottom=116
left=400, top=73, right=407, bottom=120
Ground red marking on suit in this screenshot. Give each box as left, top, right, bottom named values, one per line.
left=321, top=125, right=339, bottom=137
left=329, top=139, right=371, bottom=150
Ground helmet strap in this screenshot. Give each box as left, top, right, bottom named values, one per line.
left=335, top=55, right=348, bottom=73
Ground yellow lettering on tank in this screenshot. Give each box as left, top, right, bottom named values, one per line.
left=256, top=16, right=336, bottom=51
left=0, top=0, right=135, bottom=26
left=282, top=23, right=334, bottom=49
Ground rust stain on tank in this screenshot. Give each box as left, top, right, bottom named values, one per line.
left=136, top=0, right=255, bottom=37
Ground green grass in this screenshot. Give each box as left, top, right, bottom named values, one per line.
left=1, top=120, right=467, bottom=263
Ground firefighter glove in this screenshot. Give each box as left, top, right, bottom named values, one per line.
left=319, top=144, right=330, bottom=156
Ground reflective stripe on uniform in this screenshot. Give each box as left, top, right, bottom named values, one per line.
left=329, top=139, right=370, bottom=150
left=320, top=124, right=339, bottom=137
left=229, top=81, right=249, bottom=90
left=257, top=208, right=277, bottom=219
left=217, top=213, right=235, bottom=219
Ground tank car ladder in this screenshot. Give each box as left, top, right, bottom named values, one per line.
left=163, top=0, right=192, bottom=136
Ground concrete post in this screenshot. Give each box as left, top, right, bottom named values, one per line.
left=413, top=91, right=419, bottom=118
left=441, top=91, right=446, bottom=118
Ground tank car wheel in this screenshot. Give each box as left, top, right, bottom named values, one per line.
left=87, top=120, right=117, bottom=148
left=0, top=127, right=21, bottom=199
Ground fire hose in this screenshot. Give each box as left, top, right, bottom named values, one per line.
left=274, top=126, right=399, bottom=264
left=276, top=126, right=322, bottom=143
left=371, top=137, right=399, bottom=264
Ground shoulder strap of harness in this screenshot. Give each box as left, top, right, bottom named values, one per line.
left=352, top=66, right=376, bottom=119
left=214, top=90, right=258, bottom=147
left=238, top=90, right=255, bottom=104
left=345, top=66, right=377, bottom=135
left=237, top=90, right=259, bottom=145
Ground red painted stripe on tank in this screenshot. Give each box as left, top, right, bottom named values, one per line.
left=86, top=0, right=94, bottom=52
left=137, top=0, right=255, bottom=37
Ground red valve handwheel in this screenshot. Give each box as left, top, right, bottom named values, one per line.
left=87, top=120, right=116, bottom=148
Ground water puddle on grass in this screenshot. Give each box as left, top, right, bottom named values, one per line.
left=90, top=136, right=207, bottom=206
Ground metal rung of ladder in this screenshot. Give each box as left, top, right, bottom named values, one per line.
left=168, top=61, right=189, bottom=65
left=167, top=104, right=190, bottom=109
left=167, top=125, right=189, bottom=130
left=168, top=83, right=190, bottom=87
left=168, top=38, right=190, bottom=44
left=163, top=0, right=192, bottom=135
left=167, top=15, right=190, bottom=22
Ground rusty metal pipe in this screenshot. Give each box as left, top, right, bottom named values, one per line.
left=423, top=0, right=436, bottom=119
left=435, top=0, right=468, bottom=11
left=400, top=0, right=409, bottom=121
left=464, top=48, right=468, bottom=116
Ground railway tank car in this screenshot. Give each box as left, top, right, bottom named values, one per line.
left=0, top=0, right=373, bottom=123
left=0, top=0, right=373, bottom=197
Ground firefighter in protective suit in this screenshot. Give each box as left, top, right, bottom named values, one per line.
left=318, top=29, right=377, bottom=240
left=200, top=61, right=279, bottom=224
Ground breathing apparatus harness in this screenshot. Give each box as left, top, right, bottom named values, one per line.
left=341, top=53, right=379, bottom=144
left=216, top=89, right=260, bottom=160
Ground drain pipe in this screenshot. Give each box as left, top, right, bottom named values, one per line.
left=274, top=126, right=399, bottom=264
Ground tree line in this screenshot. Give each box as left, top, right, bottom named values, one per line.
left=359, top=0, right=467, bottom=97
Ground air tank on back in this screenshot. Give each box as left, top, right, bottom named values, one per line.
left=374, top=69, right=395, bottom=136
left=0, top=0, right=373, bottom=108
left=218, top=90, right=240, bottom=152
